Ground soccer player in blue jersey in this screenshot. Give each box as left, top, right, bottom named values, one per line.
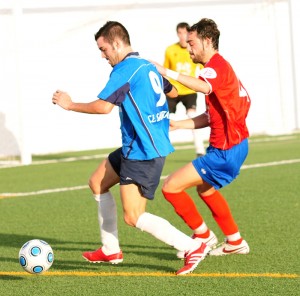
left=52, top=21, right=209, bottom=275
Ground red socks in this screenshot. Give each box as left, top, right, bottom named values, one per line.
left=200, top=191, right=238, bottom=236
left=162, top=190, right=204, bottom=230
left=194, top=229, right=210, bottom=239
left=228, top=238, right=243, bottom=245
left=163, top=189, right=240, bottom=237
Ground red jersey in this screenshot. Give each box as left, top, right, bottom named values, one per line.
left=199, top=53, right=250, bottom=150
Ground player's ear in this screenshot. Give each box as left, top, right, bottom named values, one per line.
left=112, top=41, right=118, bottom=51
left=113, top=40, right=122, bottom=52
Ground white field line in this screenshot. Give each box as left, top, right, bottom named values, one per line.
left=241, top=159, right=300, bottom=169
left=0, top=158, right=300, bottom=199
left=0, top=185, right=89, bottom=198
left=0, top=154, right=109, bottom=169
left=0, top=135, right=298, bottom=169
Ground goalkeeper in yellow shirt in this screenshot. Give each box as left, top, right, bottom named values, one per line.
left=164, top=22, right=205, bottom=157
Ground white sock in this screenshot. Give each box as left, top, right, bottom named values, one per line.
left=187, top=110, right=205, bottom=155
left=227, top=232, right=242, bottom=242
left=136, top=212, right=199, bottom=253
left=193, top=222, right=208, bottom=235
left=95, top=192, right=120, bottom=254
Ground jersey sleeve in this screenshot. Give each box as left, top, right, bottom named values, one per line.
left=97, top=72, right=130, bottom=106
left=198, top=67, right=218, bottom=94
left=163, top=77, right=173, bottom=94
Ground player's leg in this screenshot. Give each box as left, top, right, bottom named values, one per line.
left=89, top=157, right=120, bottom=194
left=196, top=140, right=250, bottom=255
left=83, top=149, right=122, bottom=263
left=162, top=162, right=209, bottom=229
left=162, top=163, right=217, bottom=258
left=167, top=96, right=178, bottom=114
left=120, top=157, right=209, bottom=275
left=120, top=183, right=209, bottom=275
left=198, top=188, right=249, bottom=256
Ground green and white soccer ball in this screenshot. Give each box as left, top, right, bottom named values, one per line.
left=19, top=239, right=54, bottom=274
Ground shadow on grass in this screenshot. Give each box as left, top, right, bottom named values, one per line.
left=51, top=259, right=176, bottom=273
left=0, top=275, right=24, bottom=281
left=0, top=233, right=179, bottom=273
left=0, top=233, right=95, bottom=249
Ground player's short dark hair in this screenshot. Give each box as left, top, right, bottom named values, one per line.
left=190, top=18, right=220, bottom=50
left=176, top=22, right=190, bottom=32
left=95, top=21, right=131, bottom=46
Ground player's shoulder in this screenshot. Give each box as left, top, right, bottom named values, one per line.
left=118, top=56, right=157, bottom=79
left=210, top=53, right=229, bottom=67
left=165, top=42, right=181, bottom=52
left=206, top=53, right=233, bottom=75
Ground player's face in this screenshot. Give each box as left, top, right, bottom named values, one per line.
left=187, top=31, right=206, bottom=64
left=97, top=37, right=119, bottom=67
left=177, top=27, right=188, bottom=48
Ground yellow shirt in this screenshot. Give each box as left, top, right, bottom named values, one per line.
left=163, top=43, right=202, bottom=95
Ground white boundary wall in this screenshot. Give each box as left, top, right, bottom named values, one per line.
left=0, top=0, right=299, bottom=160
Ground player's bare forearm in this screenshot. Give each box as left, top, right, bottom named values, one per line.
left=177, top=74, right=210, bottom=94
left=52, top=90, right=114, bottom=114
left=170, top=118, right=195, bottom=130
left=66, top=100, right=114, bottom=114
left=153, top=61, right=210, bottom=95
left=171, top=112, right=209, bottom=130
left=192, top=112, right=209, bottom=129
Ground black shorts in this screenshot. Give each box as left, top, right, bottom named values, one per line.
left=108, top=148, right=165, bottom=200
left=167, top=93, right=197, bottom=113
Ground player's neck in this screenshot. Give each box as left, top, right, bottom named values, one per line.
left=119, top=46, right=134, bottom=61
left=178, top=41, right=187, bottom=49
left=203, top=50, right=219, bottom=65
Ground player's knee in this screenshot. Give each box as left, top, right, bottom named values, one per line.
left=123, top=209, right=146, bottom=227
left=89, top=175, right=110, bottom=194
left=123, top=213, right=138, bottom=227
left=88, top=176, right=97, bottom=192
left=162, top=178, right=172, bottom=193
left=162, top=177, right=178, bottom=193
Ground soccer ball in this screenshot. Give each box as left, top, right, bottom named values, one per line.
left=19, top=239, right=54, bottom=274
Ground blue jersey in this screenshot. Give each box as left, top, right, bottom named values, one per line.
left=98, top=52, right=174, bottom=160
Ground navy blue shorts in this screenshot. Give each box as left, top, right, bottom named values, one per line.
left=192, top=139, right=248, bottom=189
left=108, top=148, right=165, bottom=200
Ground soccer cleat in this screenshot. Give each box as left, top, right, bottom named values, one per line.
left=209, top=239, right=250, bottom=256
left=177, top=230, right=218, bottom=259
left=176, top=242, right=210, bottom=276
left=82, top=247, right=123, bottom=264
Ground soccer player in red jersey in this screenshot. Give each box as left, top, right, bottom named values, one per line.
left=154, top=18, right=251, bottom=257
left=163, top=22, right=205, bottom=158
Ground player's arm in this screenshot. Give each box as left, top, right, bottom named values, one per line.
left=170, top=112, right=209, bottom=130
left=163, top=77, right=178, bottom=98
left=154, top=62, right=210, bottom=94
left=166, top=86, right=178, bottom=98
left=52, top=90, right=114, bottom=114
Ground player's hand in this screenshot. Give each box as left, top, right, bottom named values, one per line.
left=169, top=119, right=178, bottom=131
left=150, top=60, right=166, bottom=76
left=52, top=90, right=72, bottom=111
